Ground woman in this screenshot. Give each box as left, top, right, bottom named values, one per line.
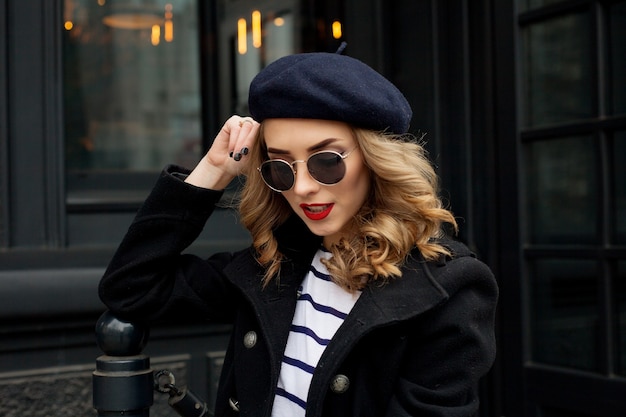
left=99, top=50, right=498, bottom=417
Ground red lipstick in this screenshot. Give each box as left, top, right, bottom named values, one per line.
left=300, top=203, right=334, bottom=220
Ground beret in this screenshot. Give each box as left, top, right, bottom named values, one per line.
left=248, top=51, right=412, bottom=134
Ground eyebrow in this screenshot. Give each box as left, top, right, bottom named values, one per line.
left=266, top=138, right=341, bottom=155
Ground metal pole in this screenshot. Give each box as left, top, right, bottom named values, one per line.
left=93, top=310, right=154, bottom=416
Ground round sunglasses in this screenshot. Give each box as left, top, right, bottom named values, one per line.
left=258, top=148, right=356, bottom=192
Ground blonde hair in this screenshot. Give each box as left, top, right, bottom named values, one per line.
left=238, top=125, right=458, bottom=291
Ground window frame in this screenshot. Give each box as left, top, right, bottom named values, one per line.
left=517, top=0, right=626, bottom=414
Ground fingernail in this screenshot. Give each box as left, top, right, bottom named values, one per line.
left=229, top=151, right=234, bottom=158
left=241, top=147, right=249, bottom=155
left=234, top=153, right=242, bottom=161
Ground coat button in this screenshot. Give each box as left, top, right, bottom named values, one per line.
left=243, top=331, right=257, bottom=348
left=228, top=397, right=240, bottom=412
left=330, top=374, right=350, bottom=394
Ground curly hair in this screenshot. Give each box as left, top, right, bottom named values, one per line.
left=238, top=125, right=458, bottom=291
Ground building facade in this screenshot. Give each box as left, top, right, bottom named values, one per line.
left=0, top=0, right=625, bottom=415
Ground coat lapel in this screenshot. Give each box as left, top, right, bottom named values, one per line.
left=306, top=252, right=449, bottom=414
left=223, top=215, right=321, bottom=386
left=334, top=251, right=448, bottom=345
left=224, top=215, right=321, bottom=340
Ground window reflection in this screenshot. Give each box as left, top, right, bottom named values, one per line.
left=530, top=259, right=599, bottom=371
left=218, top=1, right=301, bottom=121
left=63, top=0, right=202, bottom=173
left=525, top=136, right=597, bottom=244
left=215, top=0, right=343, bottom=122
left=519, top=0, right=564, bottom=12
left=233, top=11, right=295, bottom=115
left=522, top=12, right=593, bottom=127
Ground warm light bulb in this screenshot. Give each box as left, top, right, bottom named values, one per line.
left=64, top=21, right=74, bottom=31
left=164, top=4, right=173, bottom=42
left=252, top=10, right=262, bottom=48
left=238, top=18, right=247, bottom=54
left=165, top=20, right=173, bottom=42
left=332, top=20, right=342, bottom=39
left=151, top=24, right=161, bottom=46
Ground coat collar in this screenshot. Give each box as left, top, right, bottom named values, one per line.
left=305, top=251, right=450, bottom=414
left=222, top=244, right=451, bottom=387
left=355, top=251, right=449, bottom=323
left=223, top=216, right=456, bottom=396
left=223, top=247, right=450, bottom=331
left=223, top=216, right=456, bottom=354
left=317, top=249, right=450, bottom=366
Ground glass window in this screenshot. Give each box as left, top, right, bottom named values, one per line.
left=530, top=259, right=599, bottom=371
left=216, top=0, right=301, bottom=122
left=618, top=261, right=626, bottom=375
left=615, top=132, right=626, bottom=244
left=63, top=0, right=202, bottom=175
left=522, top=12, right=593, bottom=127
left=232, top=10, right=296, bottom=115
left=525, top=136, right=597, bottom=244
left=610, top=2, right=626, bottom=115
left=519, top=0, right=565, bottom=12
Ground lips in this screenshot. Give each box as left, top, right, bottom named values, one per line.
left=300, top=203, right=334, bottom=220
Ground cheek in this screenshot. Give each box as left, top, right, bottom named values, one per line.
left=344, top=165, right=371, bottom=205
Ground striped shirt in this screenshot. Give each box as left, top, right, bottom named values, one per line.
left=271, top=248, right=361, bottom=416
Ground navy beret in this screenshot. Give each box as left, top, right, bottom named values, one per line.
left=248, top=51, right=412, bottom=134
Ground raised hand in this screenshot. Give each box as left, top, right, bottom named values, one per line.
left=185, top=115, right=260, bottom=190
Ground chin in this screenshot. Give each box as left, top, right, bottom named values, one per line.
left=304, top=223, right=335, bottom=239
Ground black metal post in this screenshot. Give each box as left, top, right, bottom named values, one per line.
left=93, top=310, right=154, bottom=416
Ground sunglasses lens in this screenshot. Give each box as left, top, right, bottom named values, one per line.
left=308, top=151, right=346, bottom=184
left=260, top=161, right=294, bottom=191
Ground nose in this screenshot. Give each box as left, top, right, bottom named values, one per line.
left=291, top=161, right=320, bottom=196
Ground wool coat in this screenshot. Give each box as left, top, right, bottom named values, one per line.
left=99, top=166, right=498, bottom=417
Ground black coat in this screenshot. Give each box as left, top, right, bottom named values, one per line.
left=99, top=166, right=498, bottom=417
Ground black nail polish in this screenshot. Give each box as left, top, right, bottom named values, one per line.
left=241, top=147, right=249, bottom=155
left=234, top=153, right=242, bottom=161
left=229, top=151, right=234, bottom=158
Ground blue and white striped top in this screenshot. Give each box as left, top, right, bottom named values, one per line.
left=271, top=248, right=361, bottom=416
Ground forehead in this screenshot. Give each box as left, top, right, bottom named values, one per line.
left=262, top=119, right=355, bottom=151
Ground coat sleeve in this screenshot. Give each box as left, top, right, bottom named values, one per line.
left=385, top=256, right=498, bottom=417
left=98, top=165, right=242, bottom=323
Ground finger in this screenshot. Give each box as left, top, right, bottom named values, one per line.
left=237, top=118, right=254, bottom=128
left=231, top=117, right=259, bottom=161
left=214, top=115, right=243, bottom=152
